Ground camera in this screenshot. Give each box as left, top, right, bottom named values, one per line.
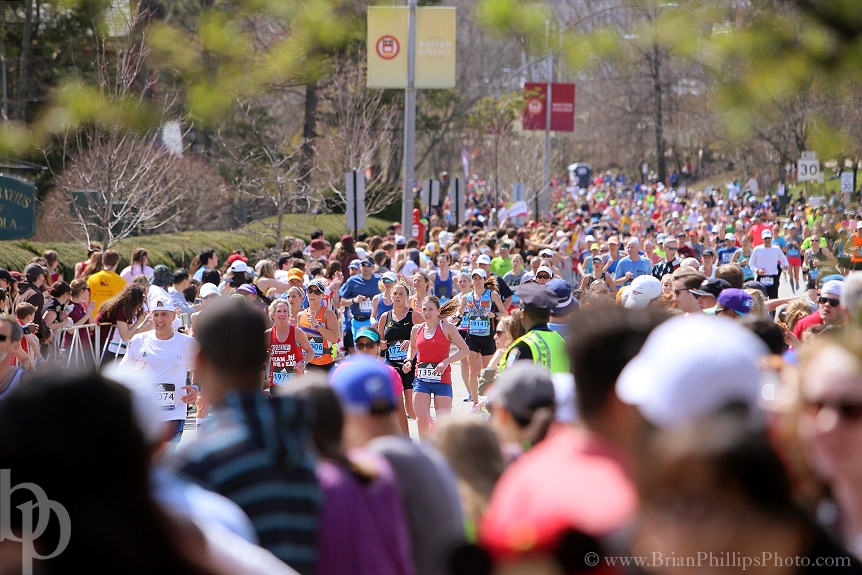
left=22, top=325, right=30, bottom=335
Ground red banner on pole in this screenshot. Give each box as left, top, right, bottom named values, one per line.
left=522, top=83, right=576, bottom=132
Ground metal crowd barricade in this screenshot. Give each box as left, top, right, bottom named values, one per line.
left=42, top=323, right=100, bottom=368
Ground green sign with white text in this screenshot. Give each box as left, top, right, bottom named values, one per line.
left=0, top=175, right=37, bottom=240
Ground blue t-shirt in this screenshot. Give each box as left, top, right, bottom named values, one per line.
left=717, top=246, right=737, bottom=265
left=339, top=274, right=382, bottom=317
left=613, top=257, right=651, bottom=285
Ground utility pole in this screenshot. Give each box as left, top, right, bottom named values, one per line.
left=401, top=0, right=417, bottom=238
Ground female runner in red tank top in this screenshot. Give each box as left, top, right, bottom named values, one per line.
left=266, top=299, right=313, bottom=394
left=402, top=295, right=468, bottom=439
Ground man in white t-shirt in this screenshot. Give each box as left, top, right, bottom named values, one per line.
left=121, top=298, right=198, bottom=444
left=749, top=228, right=789, bottom=299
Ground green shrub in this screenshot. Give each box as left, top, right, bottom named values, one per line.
left=0, top=213, right=390, bottom=280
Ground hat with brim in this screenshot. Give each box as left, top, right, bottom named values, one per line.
left=199, top=283, right=220, bottom=298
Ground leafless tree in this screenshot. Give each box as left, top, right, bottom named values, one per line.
left=314, top=53, right=401, bottom=218
left=214, top=95, right=314, bottom=245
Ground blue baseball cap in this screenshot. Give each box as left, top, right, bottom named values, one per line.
left=545, top=278, right=578, bottom=315
left=330, top=357, right=396, bottom=414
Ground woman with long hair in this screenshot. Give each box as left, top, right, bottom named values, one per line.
left=42, top=281, right=72, bottom=339
left=121, top=248, right=154, bottom=284
left=95, top=284, right=151, bottom=363
left=451, top=271, right=473, bottom=391
left=265, top=299, right=313, bottom=392
left=377, top=280, right=416, bottom=429
left=429, top=253, right=454, bottom=304
left=298, top=279, right=340, bottom=373
left=64, top=279, right=96, bottom=359
left=409, top=271, right=430, bottom=313
left=403, top=295, right=469, bottom=439
left=75, top=244, right=102, bottom=280
left=80, top=250, right=103, bottom=280
left=457, top=269, right=507, bottom=409
left=254, top=260, right=291, bottom=296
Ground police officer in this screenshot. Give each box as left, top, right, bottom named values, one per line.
left=500, top=282, right=569, bottom=374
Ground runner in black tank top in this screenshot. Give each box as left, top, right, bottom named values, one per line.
left=383, top=309, right=415, bottom=391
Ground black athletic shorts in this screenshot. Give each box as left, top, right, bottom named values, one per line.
left=466, top=334, right=496, bottom=356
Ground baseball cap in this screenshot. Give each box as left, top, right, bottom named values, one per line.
left=546, top=278, right=578, bottom=315
left=691, top=277, right=731, bottom=298
left=616, top=315, right=769, bottom=428
left=590, top=243, right=600, bottom=250
left=585, top=235, right=596, bottom=243
left=236, top=284, right=257, bottom=295
left=395, top=234, right=407, bottom=246
left=330, top=356, right=396, bottom=414
left=536, top=265, right=554, bottom=277
left=856, top=221, right=862, bottom=230
left=724, top=233, right=735, bottom=241
left=382, top=271, right=398, bottom=282
left=656, top=233, right=667, bottom=244
left=0, top=268, right=15, bottom=284
left=355, top=327, right=381, bottom=343
left=199, top=283, right=220, bottom=298
left=491, top=363, right=555, bottom=425
left=225, top=253, right=248, bottom=265
left=307, top=279, right=327, bottom=293
left=476, top=254, right=492, bottom=265
left=310, top=239, right=325, bottom=251
left=228, top=260, right=252, bottom=274
left=608, top=236, right=620, bottom=244
left=716, top=288, right=754, bottom=316
left=149, top=264, right=174, bottom=287
left=539, top=248, right=554, bottom=258
left=471, top=268, right=488, bottom=279
left=661, top=236, right=678, bottom=246
left=623, top=275, right=662, bottom=309
left=355, top=248, right=368, bottom=261
left=516, top=282, right=559, bottom=311
left=149, top=298, right=176, bottom=312
left=288, top=268, right=305, bottom=280
left=702, top=249, right=715, bottom=257
left=425, top=242, right=438, bottom=255
left=820, top=279, right=843, bottom=298
left=348, top=260, right=361, bottom=270
left=742, top=280, right=767, bottom=297
left=761, top=229, right=773, bottom=239
left=24, top=263, right=47, bottom=282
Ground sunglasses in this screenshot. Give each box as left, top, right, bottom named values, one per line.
left=536, top=274, right=551, bottom=280
left=804, top=400, right=862, bottom=421
left=383, top=279, right=395, bottom=284
left=818, top=297, right=840, bottom=307
left=355, top=341, right=378, bottom=350
left=0, top=334, right=7, bottom=342
left=307, top=287, right=323, bottom=295
left=673, top=288, right=692, bottom=296
left=360, top=262, right=373, bottom=267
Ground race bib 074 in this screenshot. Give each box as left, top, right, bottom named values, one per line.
left=156, top=383, right=176, bottom=411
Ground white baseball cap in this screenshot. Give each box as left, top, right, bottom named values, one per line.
left=471, top=268, right=488, bottom=279
left=199, top=283, right=220, bottom=298
left=228, top=260, right=251, bottom=274
left=724, top=233, right=735, bottom=241
left=820, top=279, right=843, bottom=298
left=856, top=221, right=862, bottom=230
left=150, top=298, right=176, bottom=312
left=622, top=275, right=662, bottom=309
left=761, top=229, right=773, bottom=239
left=616, top=315, right=768, bottom=428
left=539, top=248, right=554, bottom=258
left=536, top=266, right=554, bottom=277
left=477, top=254, right=492, bottom=265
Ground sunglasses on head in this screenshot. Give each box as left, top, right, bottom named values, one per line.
left=804, top=400, right=862, bottom=421
left=818, top=297, right=840, bottom=307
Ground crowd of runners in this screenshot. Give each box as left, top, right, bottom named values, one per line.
left=1, top=176, right=862, bottom=574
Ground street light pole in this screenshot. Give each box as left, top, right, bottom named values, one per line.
left=401, top=0, right=417, bottom=238
left=542, top=51, right=552, bottom=222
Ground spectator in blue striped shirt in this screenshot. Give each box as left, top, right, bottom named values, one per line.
left=175, top=298, right=321, bottom=575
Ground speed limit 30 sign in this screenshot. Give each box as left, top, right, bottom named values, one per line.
left=798, top=156, right=819, bottom=182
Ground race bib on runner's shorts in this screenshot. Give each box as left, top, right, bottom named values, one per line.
left=155, top=383, right=176, bottom=411
left=468, top=317, right=491, bottom=336
left=358, top=299, right=373, bottom=313
left=388, top=342, right=407, bottom=362
left=415, top=362, right=442, bottom=382
left=760, top=276, right=774, bottom=287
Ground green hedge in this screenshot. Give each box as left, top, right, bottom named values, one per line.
left=0, top=214, right=389, bottom=280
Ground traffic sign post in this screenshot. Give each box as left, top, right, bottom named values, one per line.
left=346, top=169, right=366, bottom=237
left=452, top=177, right=466, bottom=226
left=422, top=178, right=439, bottom=221
left=797, top=154, right=819, bottom=182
